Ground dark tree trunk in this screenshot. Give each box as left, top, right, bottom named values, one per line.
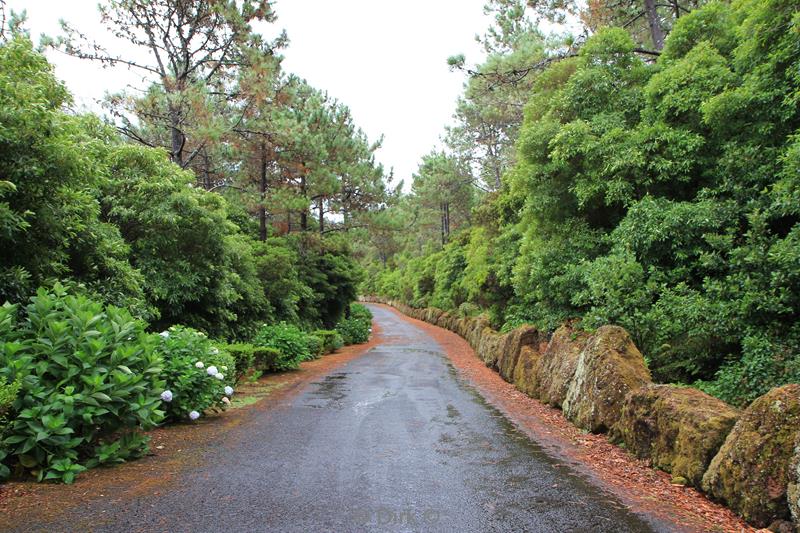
left=318, top=197, right=324, bottom=233
left=300, top=173, right=308, bottom=231
left=643, top=0, right=666, bottom=50
left=169, top=104, right=185, bottom=166
left=259, top=142, right=268, bottom=242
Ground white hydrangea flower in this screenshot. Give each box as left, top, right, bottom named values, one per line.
left=215, top=373, right=224, bottom=380
left=195, top=361, right=204, bottom=369
left=189, top=410, right=200, bottom=420
left=206, top=365, right=218, bottom=376
left=159, top=331, right=170, bottom=338
left=224, top=386, right=234, bottom=396
left=221, top=397, right=231, bottom=406
left=210, top=347, right=219, bottom=355
left=160, top=390, right=173, bottom=402
left=221, top=366, right=228, bottom=372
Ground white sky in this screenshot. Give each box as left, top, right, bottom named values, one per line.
left=8, top=0, right=496, bottom=189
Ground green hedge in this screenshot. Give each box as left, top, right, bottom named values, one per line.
left=252, top=323, right=311, bottom=370
left=313, top=329, right=344, bottom=354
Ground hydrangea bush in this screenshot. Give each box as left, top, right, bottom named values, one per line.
left=252, top=323, right=312, bottom=370
left=335, top=304, right=373, bottom=346
left=155, top=326, right=236, bottom=422
left=0, top=285, right=164, bottom=483
left=313, top=330, right=344, bottom=354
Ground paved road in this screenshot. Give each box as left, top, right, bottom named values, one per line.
left=24, top=305, right=668, bottom=533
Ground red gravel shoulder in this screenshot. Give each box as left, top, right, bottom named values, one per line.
left=376, top=304, right=754, bottom=533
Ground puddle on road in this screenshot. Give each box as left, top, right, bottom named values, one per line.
left=304, top=372, right=351, bottom=409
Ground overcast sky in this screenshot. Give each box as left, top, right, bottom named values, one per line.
left=8, top=0, right=496, bottom=189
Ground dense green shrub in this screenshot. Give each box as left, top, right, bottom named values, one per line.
left=252, top=347, right=284, bottom=373
left=0, top=37, right=147, bottom=313
left=155, top=326, right=236, bottom=422
left=252, top=323, right=311, bottom=370
left=296, top=236, right=365, bottom=328
left=336, top=318, right=371, bottom=345
left=0, top=285, right=164, bottom=483
left=349, top=303, right=373, bottom=322
left=0, top=376, right=19, bottom=421
left=224, top=343, right=256, bottom=381
left=0, top=376, right=20, bottom=479
left=305, top=335, right=324, bottom=359
left=313, top=329, right=344, bottom=354
left=361, top=0, right=800, bottom=406
left=336, top=303, right=373, bottom=345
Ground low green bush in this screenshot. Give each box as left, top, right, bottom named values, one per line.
left=251, top=347, right=283, bottom=372
left=336, top=303, right=373, bottom=345
left=350, top=303, right=373, bottom=321
left=336, top=317, right=371, bottom=345
left=0, top=376, right=20, bottom=480
left=155, top=326, right=236, bottom=423
left=225, top=343, right=256, bottom=381
left=0, top=376, right=19, bottom=421
left=252, top=323, right=310, bottom=370
left=0, top=285, right=164, bottom=483
left=313, top=329, right=344, bottom=354
left=305, top=335, right=324, bottom=359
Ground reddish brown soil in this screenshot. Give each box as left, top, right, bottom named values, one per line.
left=377, top=304, right=756, bottom=533
left=0, top=321, right=383, bottom=528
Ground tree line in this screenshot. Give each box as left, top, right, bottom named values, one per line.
left=0, top=0, right=390, bottom=339
left=359, top=0, right=800, bottom=407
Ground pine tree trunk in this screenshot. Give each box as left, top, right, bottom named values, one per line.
left=169, top=104, right=184, bottom=166
left=259, top=142, right=268, bottom=241
left=643, top=0, right=666, bottom=50
left=300, top=173, right=308, bottom=231
left=318, top=197, right=324, bottom=233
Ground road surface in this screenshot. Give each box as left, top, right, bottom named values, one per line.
left=19, top=304, right=669, bottom=533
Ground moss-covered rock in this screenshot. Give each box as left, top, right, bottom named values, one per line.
left=612, top=384, right=739, bottom=487
left=466, top=318, right=490, bottom=349
left=788, top=436, right=800, bottom=527
left=497, top=326, right=541, bottom=382
left=702, top=384, right=800, bottom=528
left=476, top=328, right=504, bottom=368
left=563, top=325, right=651, bottom=433
left=513, top=346, right=543, bottom=398
left=536, top=325, right=589, bottom=407
left=436, top=312, right=452, bottom=330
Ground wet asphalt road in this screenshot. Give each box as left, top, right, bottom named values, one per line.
left=23, top=304, right=669, bottom=533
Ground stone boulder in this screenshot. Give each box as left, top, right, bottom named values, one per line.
left=476, top=329, right=504, bottom=368
left=562, top=325, right=651, bottom=433
left=789, top=436, right=800, bottom=527
left=466, top=318, right=490, bottom=349
left=496, top=326, right=541, bottom=382
left=612, top=384, right=739, bottom=487
left=702, top=384, right=800, bottom=528
left=426, top=308, right=444, bottom=324
left=513, top=346, right=543, bottom=398
left=536, top=325, right=589, bottom=407
left=436, top=312, right=452, bottom=330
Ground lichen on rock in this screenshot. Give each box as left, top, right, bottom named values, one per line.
left=789, top=436, right=800, bottom=527
left=562, top=325, right=651, bottom=433
left=702, top=384, right=800, bottom=528
left=612, top=384, right=739, bottom=487
left=535, top=325, right=589, bottom=407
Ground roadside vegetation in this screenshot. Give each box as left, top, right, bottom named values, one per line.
left=358, top=0, right=800, bottom=408
left=0, top=2, right=378, bottom=484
